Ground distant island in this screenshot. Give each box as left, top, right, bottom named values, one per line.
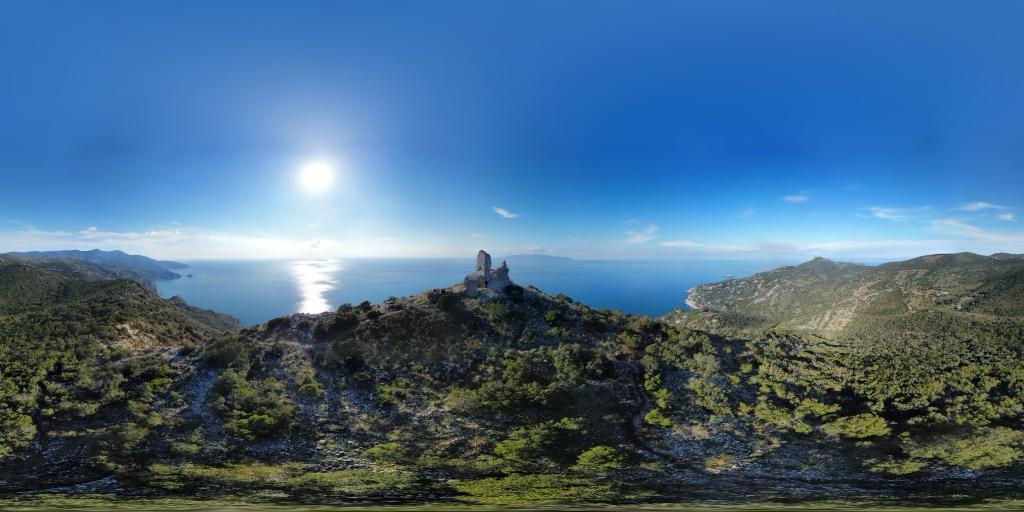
left=501, top=253, right=573, bottom=260
left=0, top=249, right=1023, bottom=505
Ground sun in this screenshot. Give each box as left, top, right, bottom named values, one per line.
left=298, top=161, right=334, bottom=193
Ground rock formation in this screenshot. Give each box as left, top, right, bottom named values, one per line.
left=463, top=250, right=511, bottom=292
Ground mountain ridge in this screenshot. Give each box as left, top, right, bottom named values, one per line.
left=678, top=251, right=1024, bottom=335
left=4, top=249, right=188, bottom=285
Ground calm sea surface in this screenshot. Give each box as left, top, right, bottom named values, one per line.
left=156, top=257, right=790, bottom=325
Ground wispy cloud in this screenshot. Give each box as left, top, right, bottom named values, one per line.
left=525, top=244, right=545, bottom=253
left=782, top=194, right=809, bottom=203
left=660, top=239, right=751, bottom=252
left=954, top=201, right=1010, bottom=211
left=862, top=206, right=930, bottom=222
left=998, top=212, right=1016, bottom=222
left=78, top=225, right=185, bottom=240
left=738, top=208, right=755, bottom=219
left=659, top=239, right=700, bottom=248
left=0, top=223, right=426, bottom=260
left=624, top=224, right=657, bottom=244
left=930, top=218, right=983, bottom=236
left=658, top=237, right=963, bottom=259
left=492, top=207, right=519, bottom=219
left=929, top=218, right=1024, bottom=248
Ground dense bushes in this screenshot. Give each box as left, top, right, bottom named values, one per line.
left=0, top=262, right=221, bottom=460
left=207, top=369, right=295, bottom=441
left=822, top=414, right=890, bottom=439
left=904, top=428, right=1024, bottom=470
left=312, top=310, right=359, bottom=340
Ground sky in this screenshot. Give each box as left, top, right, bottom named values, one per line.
left=1, top=0, right=1023, bottom=261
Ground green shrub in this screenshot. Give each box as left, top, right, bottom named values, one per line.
left=493, top=417, right=586, bottom=470
left=703, top=454, right=737, bottom=472
left=266, top=316, right=290, bottom=330
left=822, top=413, right=890, bottom=439
left=572, top=445, right=624, bottom=473
left=208, top=369, right=295, bottom=441
left=451, top=474, right=649, bottom=504
left=363, top=442, right=407, bottom=464
left=0, top=412, right=36, bottom=457
left=313, top=312, right=359, bottom=340
left=324, top=337, right=365, bottom=370
left=203, top=336, right=249, bottom=368
left=431, top=290, right=462, bottom=313
left=643, top=408, right=673, bottom=428
left=905, top=427, right=1024, bottom=470
left=298, top=379, right=324, bottom=399
left=867, top=457, right=927, bottom=475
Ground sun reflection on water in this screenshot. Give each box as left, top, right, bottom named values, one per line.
left=290, top=259, right=341, bottom=314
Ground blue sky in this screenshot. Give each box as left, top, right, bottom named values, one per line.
left=1, top=1, right=1023, bottom=260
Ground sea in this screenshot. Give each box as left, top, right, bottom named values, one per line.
left=156, top=256, right=791, bottom=326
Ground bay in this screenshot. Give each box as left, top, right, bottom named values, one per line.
left=157, top=256, right=790, bottom=325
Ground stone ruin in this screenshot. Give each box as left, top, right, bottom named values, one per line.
left=463, top=250, right=511, bottom=292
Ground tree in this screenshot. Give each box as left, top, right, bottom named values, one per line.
left=0, top=411, right=36, bottom=457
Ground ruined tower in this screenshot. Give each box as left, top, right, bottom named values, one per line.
left=464, top=250, right=511, bottom=292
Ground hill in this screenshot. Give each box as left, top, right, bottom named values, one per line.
left=0, top=258, right=230, bottom=485
left=678, top=252, right=1024, bottom=335
left=1, top=252, right=1023, bottom=503
left=4, top=249, right=188, bottom=285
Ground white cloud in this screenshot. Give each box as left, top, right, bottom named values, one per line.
left=782, top=194, right=809, bottom=203
left=659, top=239, right=701, bottom=248
left=78, top=226, right=187, bottom=241
left=525, top=244, right=545, bottom=253
left=998, top=212, right=1016, bottom=222
left=624, top=224, right=657, bottom=244
left=802, top=239, right=956, bottom=254
left=0, top=223, right=432, bottom=260
left=929, top=218, right=1024, bottom=249
left=492, top=207, right=519, bottom=219
left=929, top=218, right=984, bottom=236
left=954, top=201, right=1010, bottom=211
left=738, top=208, right=755, bottom=219
left=862, top=206, right=930, bottom=222
left=660, top=239, right=753, bottom=252
left=657, top=237, right=971, bottom=260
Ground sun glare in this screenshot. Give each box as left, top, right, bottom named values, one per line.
left=298, top=161, right=334, bottom=193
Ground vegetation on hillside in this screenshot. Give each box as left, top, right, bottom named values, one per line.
left=2, top=253, right=1024, bottom=503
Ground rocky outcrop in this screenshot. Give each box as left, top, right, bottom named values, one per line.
left=463, top=250, right=511, bottom=292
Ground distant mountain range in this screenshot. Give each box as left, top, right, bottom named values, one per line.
left=500, top=253, right=573, bottom=260
left=2, top=249, right=187, bottom=285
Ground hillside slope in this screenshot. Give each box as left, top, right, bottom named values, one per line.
left=0, top=258, right=230, bottom=486
left=4, top=249, right=188, bottom=285
left=680, top=252, right=1024, bottom=335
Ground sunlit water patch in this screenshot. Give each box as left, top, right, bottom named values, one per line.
left=290, top=259, right=342, bottom=314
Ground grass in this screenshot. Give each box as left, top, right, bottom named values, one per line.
left=3, top=495, right=1024, bottom=511
left=145, top=463, right=431, bottom=498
